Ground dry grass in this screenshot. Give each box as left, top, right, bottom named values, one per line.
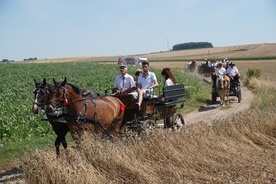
left=246, top=78, right=276, bottom=111
left=22, top=43, right=276, bottom=63
left=23, top=109, right=276, bottom=183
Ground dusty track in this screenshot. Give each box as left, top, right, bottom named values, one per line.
left=149, top=62, right=255, bottom=125
left=184, top=82, right=254, bottom=125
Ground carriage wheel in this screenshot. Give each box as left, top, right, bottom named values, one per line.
left=172, top=113, right=185, bottom=131
left=142, top=120, right=156, bottom=130
left=119, top=124, right=137, bottom=139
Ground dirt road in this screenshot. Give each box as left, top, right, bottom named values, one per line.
left=149, top=61, right=254, bottom=125
left=184, top=84, right=254, bottom=125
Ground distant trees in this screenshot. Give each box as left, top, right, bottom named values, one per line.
left=23, top=57, right=37, bottom=61
left=1, top=59, right=14, bottom=62
left=172, top=42, right=213, bottom=51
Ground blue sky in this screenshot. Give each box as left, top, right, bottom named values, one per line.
left=1, top=0, right=275, bottom=61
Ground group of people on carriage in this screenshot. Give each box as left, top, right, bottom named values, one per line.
left=191, top=58, right=229, bottom=74
left=113, top=60, right=177, bottom=110
left=211, top=60, right=240, bottom=93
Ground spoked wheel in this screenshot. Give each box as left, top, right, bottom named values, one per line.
left=142, top=120, right=156, bottom=134
left=142, top=120, right=156, bottom=129
left=119, top=121, right=142, bottom=139
left=172, top=113, right=185, bottom=131
left=119, top=124, right=137, bottom=140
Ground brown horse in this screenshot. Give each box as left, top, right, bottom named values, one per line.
left=48, top=77, right=125, bottom=142
left=32, top=78, right=100, bottom=156
left=216, top=75, right=230, bottom=107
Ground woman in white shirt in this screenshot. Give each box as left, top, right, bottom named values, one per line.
left=161, top=68, right=177, bottom=86
left=161, top=68, right=177, bottom=128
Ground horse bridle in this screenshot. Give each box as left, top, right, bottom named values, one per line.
left=53, top=85, right=97, bottom=107
left=33, top=85, right=51, bottom=110
left=53, top=85, right=98, bottom=119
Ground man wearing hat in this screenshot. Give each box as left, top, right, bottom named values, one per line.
left=113, top=64, right=136, bottom=94
left=226, top=62, right=240, bottom=85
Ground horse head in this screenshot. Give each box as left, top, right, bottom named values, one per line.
left=217, top=75, right=230, bottom=107
left=47, top=77, right=68, bottom=112
left=48, top=77, right=83, bottom=115
left=218, top=75, right=230, bottom=90
left=32, top=78, right=53, bottom=114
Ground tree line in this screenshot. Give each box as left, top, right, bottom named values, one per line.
left=172, top=42, right=213, bottom=51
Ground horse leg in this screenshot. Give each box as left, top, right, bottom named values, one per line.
left=60, top=136, right=67, bottom=149
left=60, top=124, right=69, bottom=150
left=222, top=94, right=226, bottom=107
left=226, top=91, right=229, bottom=104
left=54, top=137, right=61, bottom=157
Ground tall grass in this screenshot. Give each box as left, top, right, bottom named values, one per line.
left=23, top=110, right=275, bottom=183
left=246, top=77, right=276, bottom=111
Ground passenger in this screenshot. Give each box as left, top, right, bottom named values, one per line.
left=134, top=69, right=143, bottom=85
left=222, top=58, right=228, bottom=69
left=211, top=60, right=217, bottom=68
left=113, top=64, right=136, bottom=94
left=226, top=61, right=240, bottom=85
left=136, top=61, right=158, bottom=109
left=161, top=67, right=177, bottom=86
left=161, top=68, right=177, bottom=128
left=214, top=62, right=226, bottom=91
left=211, top=65, right=217, bottom=91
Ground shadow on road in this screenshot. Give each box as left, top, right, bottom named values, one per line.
left=0, top=166, right=22, bottom=183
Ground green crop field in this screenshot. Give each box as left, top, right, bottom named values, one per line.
left=0, top=62, right=209, bottom=145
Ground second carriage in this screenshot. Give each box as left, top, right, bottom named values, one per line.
left=113, top=84, right=186, bottom=136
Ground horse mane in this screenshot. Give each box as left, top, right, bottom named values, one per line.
left=67, top=83, right=81, bottom=94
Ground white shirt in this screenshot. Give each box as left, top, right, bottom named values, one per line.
left=138, top=71, right=157, bottom=91
left=222, top=60, right=227, bottom=68
left=215, top=67, right=226, bottom=77
left=226, top=66, right=239, bottom=77
left=165, top=78, right=175, bottom=86
left=114, top=73, right=136, bottom=90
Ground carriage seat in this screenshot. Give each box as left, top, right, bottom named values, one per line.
left=154, top=84, right=185, bottom=106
